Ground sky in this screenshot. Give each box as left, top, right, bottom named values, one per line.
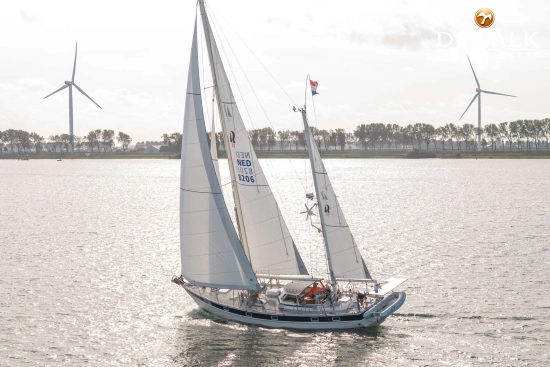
left=1, top=0, right=550, bottom=143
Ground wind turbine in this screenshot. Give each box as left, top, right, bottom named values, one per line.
left=44, top=43, right=102, bottom=153
left=459, top=55, right=516, bottom=151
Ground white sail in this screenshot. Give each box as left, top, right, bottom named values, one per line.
left=199, top=2, right=308, bottom=276
left=180, top=18, right=258, bottom=291
left=301, top=110, right=371, bottom=280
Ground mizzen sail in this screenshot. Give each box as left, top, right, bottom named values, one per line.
left=179, top=17, right=258, bottom=291
left=301, top=109, right=372, bottom=280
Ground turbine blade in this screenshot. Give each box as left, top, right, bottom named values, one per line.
left=481, top=90, right=517, bottom=98
left=459, top=93, right=478, bottom=121
left=72, top=42, right=78, bottom=82
left=73, top=83, right=102, bottom=109
left=467, top=55, right=480, bottom=89
left=44, top=84, right=69, bottom=99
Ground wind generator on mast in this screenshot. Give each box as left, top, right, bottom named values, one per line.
left=44, top=43, right=102, bottom=153
left=459, top=55, right=517, bottom=151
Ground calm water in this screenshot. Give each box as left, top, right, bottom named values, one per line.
left=1, top=158, right=549, bottom=366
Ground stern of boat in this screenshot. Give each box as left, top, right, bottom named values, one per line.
left=362, top=291, right=406, bottom=327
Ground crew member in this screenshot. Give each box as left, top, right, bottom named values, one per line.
left=356, top=292, right=366, bottom=306
left=305, top=282, right=323, bottom=297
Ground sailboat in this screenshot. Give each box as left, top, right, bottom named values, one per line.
left=172, top=1, right=406, bottom=330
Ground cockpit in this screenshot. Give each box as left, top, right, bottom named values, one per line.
left=278, top=279, right=329, bottom=306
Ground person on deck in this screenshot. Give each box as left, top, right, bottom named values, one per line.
left=356, top=292, right=365, bottom=306
left=305, top=282, right=323, bottom=297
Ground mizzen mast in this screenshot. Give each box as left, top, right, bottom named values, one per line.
left=300, top=105, right=338, bottom=294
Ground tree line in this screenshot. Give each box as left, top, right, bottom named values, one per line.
left=160, top=118, right=550, bottom=154
left=4, top=118, right=549, bottom=155
left=246, top=119, right=550, bottom=152
left=205, top=119, right=550, bottom=152
left=0, top=129, right=133, bottom=153
left=349, top=119, right=550, bottom=151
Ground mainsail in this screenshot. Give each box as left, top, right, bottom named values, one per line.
left=179, top=18, right=258, bottom=291
left=198, top=2, right=308, bottom=276
left=301, top=109, right=372, bottom=280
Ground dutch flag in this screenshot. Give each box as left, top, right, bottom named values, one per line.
left=310, top=80, right=319, bottom=96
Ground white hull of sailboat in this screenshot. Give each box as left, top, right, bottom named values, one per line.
left=183, top=287, right=406, bottom=330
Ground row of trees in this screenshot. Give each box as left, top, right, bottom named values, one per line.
left=0, top=129, right=45, bottom=154
left=203, top=119, right=550, bottom=153
left=238, top=120, right=550, bottom=152
left=165, top=119, right=550, bottom=153
left=248, top=119, right=550, bottom=152
left=351, top=119, right=550, bottom=151
left=0, top=129, right=133, bottom=153
left=161, top=132, right=182, bottom=152
left=4, top=118, right=549, bottom=155
left=204, top=127, right=346, bottom=152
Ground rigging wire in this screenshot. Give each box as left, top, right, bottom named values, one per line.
left=208, top=8, right=274, bottom=131
left=207, top=2, right=300, bottom=139
left=308, top=221, right=314, bottom=275
left=204, top=2, right=317, bottom=272
left=205, top=4, right=298, bottom=108
left=206, top=3, right=258, bottom=131
left=311, top=91, right=320, bottom=130
left=206, top=2, right=299, bottom=201
left=289, top=159, right=307, bottom=192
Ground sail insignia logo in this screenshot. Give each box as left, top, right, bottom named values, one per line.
left=229, top=131, right=236, bottom=146
left=225, top=105, right=233, bottom=117
left=475, top=8, right=495, bottom=28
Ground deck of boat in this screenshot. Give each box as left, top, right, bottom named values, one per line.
left=184, top=282, right=383, bottom=317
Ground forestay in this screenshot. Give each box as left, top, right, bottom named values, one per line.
left=179, top=18, right=258, bottom=291
left=302, top=112, right=372, bottom=280
left=199, top=4, right=308, bottom=276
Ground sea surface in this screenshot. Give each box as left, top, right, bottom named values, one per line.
left=1, top=158, right=549, bottom=366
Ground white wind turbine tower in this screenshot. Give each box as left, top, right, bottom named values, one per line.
left=44, top=43, right=102, bottom=153
left=459, top=55, right=517, bottom=151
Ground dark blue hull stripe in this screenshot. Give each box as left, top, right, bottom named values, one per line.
left=191, top=293, right=365, bottom=323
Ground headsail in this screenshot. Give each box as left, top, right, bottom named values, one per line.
left=301, top=109, right=372, bottom=280
left=198, top=1, right=308, bottom=276
left=179, top=17, right=258, bottom=291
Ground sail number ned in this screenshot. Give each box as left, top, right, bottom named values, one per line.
left=236, top=151, right=255, bottom=183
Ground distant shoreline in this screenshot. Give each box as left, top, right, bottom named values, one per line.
left=2, top=150, right=550, bottom=160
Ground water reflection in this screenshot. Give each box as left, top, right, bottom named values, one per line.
left=173, top=306, right=390, bottom=366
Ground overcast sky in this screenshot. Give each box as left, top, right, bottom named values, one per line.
left=1, top=0, right=549, bottom=142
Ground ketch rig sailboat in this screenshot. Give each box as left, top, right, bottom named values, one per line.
left=172, top=1, right=406, bottom=330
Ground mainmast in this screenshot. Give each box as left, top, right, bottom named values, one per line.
left=198, top=0, right=251, bottom=261
left=209, top=88, right=221, bottom=183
